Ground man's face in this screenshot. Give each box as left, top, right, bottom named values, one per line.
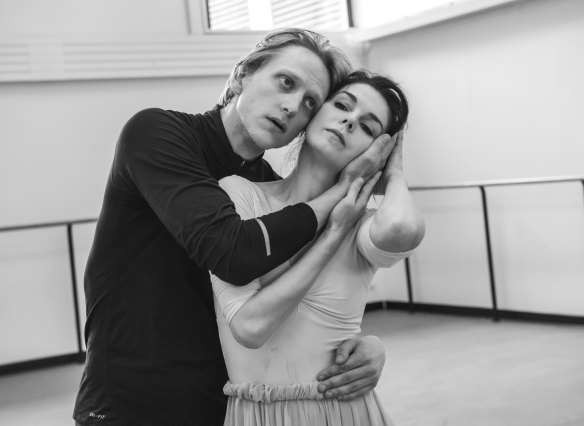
left=232, top=45, right=330, bottom=152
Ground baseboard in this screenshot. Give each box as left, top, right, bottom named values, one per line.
left=366, top=301, right=584, bottom=325
left=0, top=352, right=85, bottom=376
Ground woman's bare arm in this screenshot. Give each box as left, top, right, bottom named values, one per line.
left=228, top=175, right=380, bottom=349
left=370, top=132, right=425, bottom=253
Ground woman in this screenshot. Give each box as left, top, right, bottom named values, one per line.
left=212, top=70, right=425, bottom=425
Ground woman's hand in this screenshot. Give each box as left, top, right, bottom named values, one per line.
left=305, top=132, right=397, bottom=231
left=340, top=133, right=396, bottom=186
left=374, top=130, right=403, bottom=194
left=327, top=172, right=381, bottom=232
left=370, top=130, right=425, bottom=253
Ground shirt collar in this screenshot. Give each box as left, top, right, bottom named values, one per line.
left=208, top=105, right=265, bottom=171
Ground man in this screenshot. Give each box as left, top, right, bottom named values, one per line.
left=74, top=28, right=395, bottom=426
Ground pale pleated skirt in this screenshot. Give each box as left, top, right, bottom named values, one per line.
left=223, top=381, right=394, bottom=426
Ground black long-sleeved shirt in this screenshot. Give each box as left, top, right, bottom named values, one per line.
left=73, top=108, right=317, bottom=426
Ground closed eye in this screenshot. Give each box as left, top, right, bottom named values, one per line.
left=360, top=123, right=373, bottom=136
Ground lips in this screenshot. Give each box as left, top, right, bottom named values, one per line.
left=326, top=129, right=345, bottom=146
left=268, top=116, right=287, bottom=133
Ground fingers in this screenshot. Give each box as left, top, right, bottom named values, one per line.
left=341, top=133, right=394, bottom=182
left=393, top=130, right=403, bottom=146
left=316, top=336, right=385, bottom=400
left=344, top=172, right=377, bottom=207
left=384, top=132, right=402, bottom=164
left=378, top=132, right=398, bottom=163
left=326, top=377, right=377, bottom=401
left=316, top=348, right=369, bottom=384
left=315, top=352, right=366, bottom=383
left=356, top=171, right=381, bottom=207
left=333, top=338, right=359, bottom=364
left=316, top=364, right=344, bottom=384
left=317, top=364, right=379, bottom=398
left=346, top=177, right=365, bottom=201
left=396, top=130, right=404, bottom=146
left=365, top=133, right=398, bottom=175
left=381, top=130, right=405, bottom=182
left=361, top=134, right=394, bottom=180
left=390, top=131, right=403, bottom=160
left=371, top=133, right=394, bottom=162
left=332, top=381, right=376, bottom=401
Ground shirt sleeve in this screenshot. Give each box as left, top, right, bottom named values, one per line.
left=212, top=276, right=260, bottom=325
left=356, top=209, right=413, bottom=268
left=114, top=108, right=317, bottom=285
left=212, top=176, right=294, bottom=322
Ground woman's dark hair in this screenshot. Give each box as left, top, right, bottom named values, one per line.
left=333, top=70, right=409, bottom=136
left=281, top=69, right=410, bottom=174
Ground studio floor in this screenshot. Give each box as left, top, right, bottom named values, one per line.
left=1, top=310, right=583, bottom=426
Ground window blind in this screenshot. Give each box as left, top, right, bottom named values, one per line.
left=206, top=0, right=348, bottom=31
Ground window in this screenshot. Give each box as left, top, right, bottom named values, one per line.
left=206, top=0, right=350, bottom=31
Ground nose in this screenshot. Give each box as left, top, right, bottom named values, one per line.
left=342, top=118, right=354, bottom=131
left=282, top=93, right=301, bottom=117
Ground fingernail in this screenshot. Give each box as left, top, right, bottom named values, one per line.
left=325, top=391, right=334, bottom=398
left=318, top=384, right=326, bottom=392
left=317, top=375, right=324, bottom=381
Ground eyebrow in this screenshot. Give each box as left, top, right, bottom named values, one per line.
left=340, top=90, right=384, bottom=132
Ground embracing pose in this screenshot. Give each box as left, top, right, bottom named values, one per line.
left=213, top=71, right=425, bottom=425
left=74, top=29, right=398, bottom=426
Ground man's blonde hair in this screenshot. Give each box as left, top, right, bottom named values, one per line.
left=218, top=28, right=351, bottom=107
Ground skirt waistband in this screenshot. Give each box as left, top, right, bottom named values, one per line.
left=223, top=381, right=325, bottom=403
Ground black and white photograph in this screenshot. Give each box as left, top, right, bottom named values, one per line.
left=0, top=1, right=583, bottom=425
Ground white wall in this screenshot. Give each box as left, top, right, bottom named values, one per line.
left=0, top=76, right=227, bottom=225
left=0, top=75, right=231, bottom=364
left=0, top=228, right=78, bottom=364
left=0, top=0, right=229, bottom=365
left=351, top=0, right=490, bottom=29
left=0, top=0, right=189, bottom=36
left=360, top=0, right=584, bottom=312
left=363, top=0, right=584, bottom=184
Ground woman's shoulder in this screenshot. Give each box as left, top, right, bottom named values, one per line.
left=219, top=175, right=262, bottom=194
left=219, top=175, right=271, bottom=219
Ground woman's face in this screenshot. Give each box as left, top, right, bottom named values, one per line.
left=305, top=83, right=391, bottom=172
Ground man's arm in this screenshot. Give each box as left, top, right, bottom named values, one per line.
left=119, top=109, right=395, bottom=285
left=117, top=108, right=319, bottom=285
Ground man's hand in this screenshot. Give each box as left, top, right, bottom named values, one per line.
left=340, top=133, right=397, bottom=186
left=316, top=335, right=386, bottom=401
